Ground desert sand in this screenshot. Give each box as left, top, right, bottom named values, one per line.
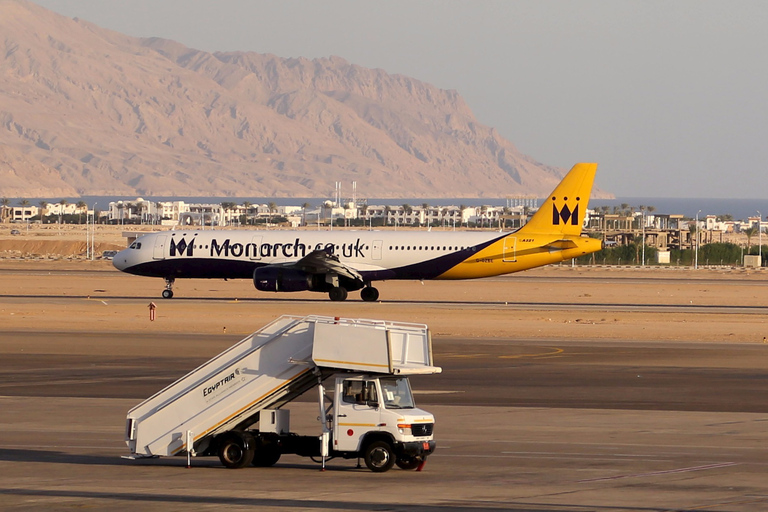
left=2, top=224, right=768, bottom=347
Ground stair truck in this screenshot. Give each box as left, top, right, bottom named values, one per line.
left=124, top=315, right=441, bottom=472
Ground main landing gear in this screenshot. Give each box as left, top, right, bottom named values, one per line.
left=328, top=286, right=348, bottom=302
left=162, top=277, right=175, bottom=299
left=327, top=286, right=379, bottom=302
left=360, top=286, right=379, bottom=302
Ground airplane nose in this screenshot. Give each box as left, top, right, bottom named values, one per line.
left=112, top=249, right=130, bottom=271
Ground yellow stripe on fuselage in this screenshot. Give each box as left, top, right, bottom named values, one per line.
left=437, top=162, right=601, bottom=280
left=436, top=235, right=602, bottom=280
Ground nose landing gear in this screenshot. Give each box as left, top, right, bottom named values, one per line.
left=162, top=277, right=175, bottom=299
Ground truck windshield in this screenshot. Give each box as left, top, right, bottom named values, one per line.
left=380, top=377, right=415, bottom=409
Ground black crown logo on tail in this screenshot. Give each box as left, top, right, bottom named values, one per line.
left=551, top=196, right=580, bottom=226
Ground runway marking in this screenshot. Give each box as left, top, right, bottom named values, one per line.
left=82, top=297, right=109, bottom=305
left=687, top=496, right=768, bottom=510
left=499, top=347, right=564, bottom=359
left=577, top=462, right=739, bottom=482
left=441, top=346, right=564, bottom=360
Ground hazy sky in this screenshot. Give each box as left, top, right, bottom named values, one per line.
left=32, top=0, right=768, bottom=198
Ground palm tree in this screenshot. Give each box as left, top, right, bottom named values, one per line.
left=401, top=204, right=413, bottom=225
left=76, top=201, right=87, bottom=224
left=116, top=203, right=125, bottom=224
left=220, top=202, right=236, bottom=226
left=242, top=201, right=252, bottom=225
left=301, top=202, right=311, bottom=227
left=267, top=201, right=278, bottom=227
left=38, top=201, right=48, bottom=224
left=743, top=226, right=759, bottom=254
left=0, top=198, right=9, bottom=222
left=124, top=202, right=134, bottom=224
left=57, top=199, right=68, bottom=224
left=480, top=205, right=490, bottom=228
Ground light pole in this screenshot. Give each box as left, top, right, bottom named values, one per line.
left=758, top=210, right=762, bottom=267
left=91, top=202, right=97, bottom=261
left=695, top=210, right=701, bottom=270
left=641, top=208, right=645, bottom=266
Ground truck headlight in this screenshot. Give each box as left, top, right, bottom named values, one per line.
left=397, top=423, right=412, bottom=435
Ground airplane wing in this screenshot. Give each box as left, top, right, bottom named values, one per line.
left=282, top=249, right=365, bottom=284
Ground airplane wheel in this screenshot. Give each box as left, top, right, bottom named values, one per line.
left=329, top=287, right=348, bottom=301
left=360, top=286, right=379, bottom=302
left=162, top=289, right=174, bottom=299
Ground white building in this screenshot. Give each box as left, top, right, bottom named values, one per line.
left=10, top=205, right=38, bottom=222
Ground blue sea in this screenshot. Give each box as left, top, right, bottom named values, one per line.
left=13, top=195, right=768, bottom=222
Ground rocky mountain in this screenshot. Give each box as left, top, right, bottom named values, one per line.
left=0, top=0, right=611, bottom=199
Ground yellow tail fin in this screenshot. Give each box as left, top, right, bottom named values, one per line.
left=519, top=163, right=597, bottom=236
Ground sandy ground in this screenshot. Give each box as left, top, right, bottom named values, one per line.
left=2, top=258, right=768, bottom=348
left=3, top=222, right=768, bottom=345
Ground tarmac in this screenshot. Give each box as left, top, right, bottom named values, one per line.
left=2, top=262, right=768, bottom=510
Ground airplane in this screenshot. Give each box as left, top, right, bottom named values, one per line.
left=113, top=163, right=603, bottom=301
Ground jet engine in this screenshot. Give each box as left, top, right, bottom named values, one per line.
left=253, top=266, right=312, bottom=292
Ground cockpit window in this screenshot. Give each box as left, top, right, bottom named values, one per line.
left=380, top=377, right=415, bottom=409
left=129, top=242, right=142, bottom=249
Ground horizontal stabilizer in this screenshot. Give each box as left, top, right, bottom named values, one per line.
left=543, top=239, right=579, bottom=251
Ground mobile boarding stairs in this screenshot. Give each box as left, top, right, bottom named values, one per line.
left=124, top=315, right=441, bottom=471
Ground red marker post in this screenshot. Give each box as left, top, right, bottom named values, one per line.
left=148, top=302, right=157, bottom=322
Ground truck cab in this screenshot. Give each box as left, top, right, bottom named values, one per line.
left=332, top=374, right=435, bottom=471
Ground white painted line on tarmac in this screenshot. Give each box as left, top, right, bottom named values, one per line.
left=577, top=462, right=739, bottom=482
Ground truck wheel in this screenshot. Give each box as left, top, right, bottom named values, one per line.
left=364, top=441, right=395, bottom=472
left=252, top=443, right=281, bottom=467
left=217, top=431, right=255, bottom=469
left=395, top=455, right=422, bottom=470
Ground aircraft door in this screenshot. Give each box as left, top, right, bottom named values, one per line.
left=250, top=236, right=262, bottom=260
left=502, top=236, right=517, bottom=262
left=334, top=379, right=381, bottom=452
left=372, top=240, right=383, bottom=260
left=153, top=235, right=167, bottom=260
